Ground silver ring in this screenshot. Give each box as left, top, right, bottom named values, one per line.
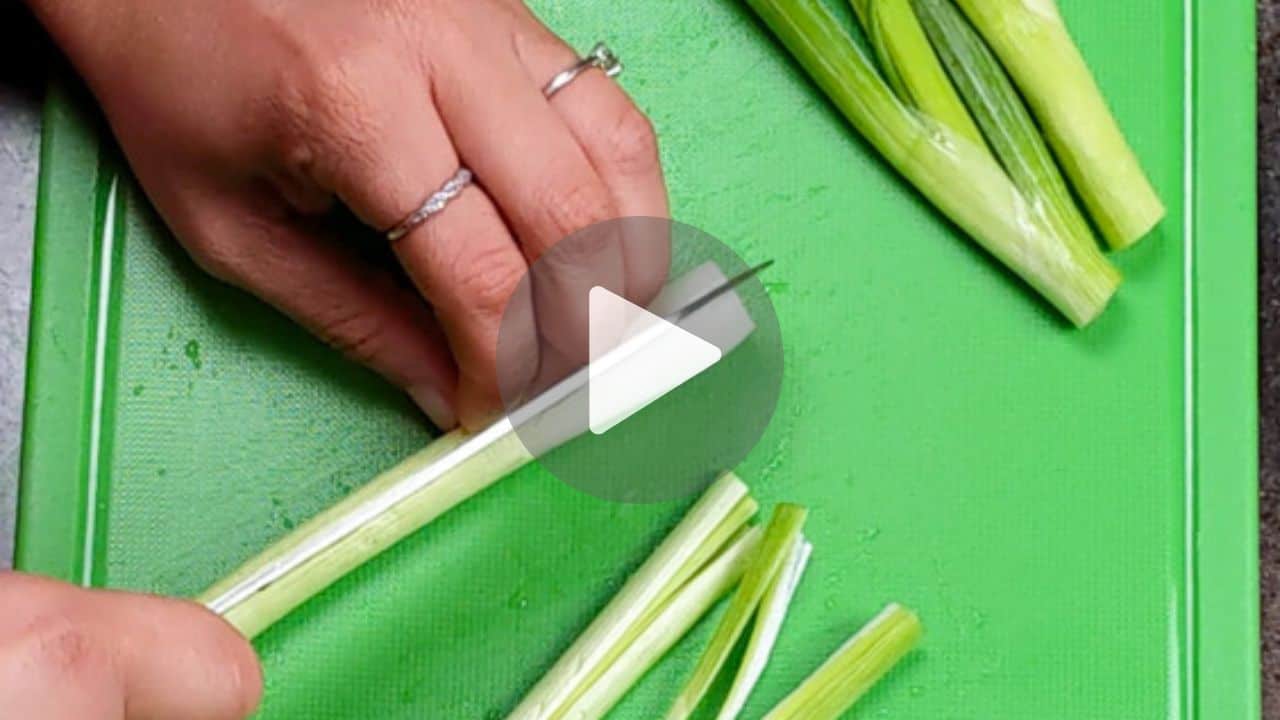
left=385, top=168, right=473, bottom=242
left=543, top=42, right=622, bottom=98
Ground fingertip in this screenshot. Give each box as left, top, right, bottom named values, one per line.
left=409, top=383, right=458, bottom=430
left=456, top=378, right=506, bottom=431
left=228, top=635, right=265, bottom=719
left=190, top=604, right=265, bottom=720
left=129, top=599, right=265, bottom=720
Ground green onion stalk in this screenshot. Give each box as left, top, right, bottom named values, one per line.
left=850, top=0, right=987, bottom=153
left=763, top=603, right=922, bottom=719
left=665, top=503, right=809, bottom=719
left=199, top=429, right=532, bottom=638
left=912, top=0, right=1101, bottom=267
left=508, top=474, right=759, bottom=720
left=952, top=0, right=1164, bottom=248
left=554, top=526, right=764, bottom=719
left=715, top=537, right=812, bottom=720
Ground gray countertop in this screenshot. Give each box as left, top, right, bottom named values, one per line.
left=1, top=2, right=1276, bottom=714
left=0, top=3, right=42, bottom=573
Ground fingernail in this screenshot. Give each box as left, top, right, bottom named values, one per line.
left=409, top=384, right=457, bottom=430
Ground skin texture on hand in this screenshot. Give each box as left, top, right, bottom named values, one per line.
left=26, top=0, right=670, bottom=430
left=0, top=572, right=262, bottom=720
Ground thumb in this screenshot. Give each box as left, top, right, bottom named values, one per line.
left=0, top=572, right=261, bottom=720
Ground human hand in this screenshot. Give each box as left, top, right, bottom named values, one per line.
left=28, top=0, right=670, bottom=429
left=0, top=572, right=261, bottom=719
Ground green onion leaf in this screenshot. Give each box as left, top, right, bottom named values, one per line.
left=742, top=0, right=1120, bottom=326
left=666, top=503, right=809, bottom=720
left=762, top=603, right=922, bottom=720
left=951, top=0, right=1164, bottom=248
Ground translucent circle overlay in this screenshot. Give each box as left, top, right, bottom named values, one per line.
left=495, top=218, right=783, bottom=503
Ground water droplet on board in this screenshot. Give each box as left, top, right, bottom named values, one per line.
left=131, top=384, right=144, bottom=396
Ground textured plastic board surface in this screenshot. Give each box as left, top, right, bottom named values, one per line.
left=17, top=0, right=1257, bottom=718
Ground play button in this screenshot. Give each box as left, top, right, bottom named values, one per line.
left=494, top=218, right=784, bottom=503
left=587, top=286, right=722, bottom=435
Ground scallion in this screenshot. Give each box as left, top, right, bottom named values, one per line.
left=554, top=526, right=764, bottom=720
left=508, top=474, right=758, bottom=720
left=665, top=503, right=809, bottom=720
left=716, top=538, right=813, bottom=720
left=951, top=0, right=1164, bottom=248
left=762, top=603, right=922, bottom=719
left=199, top=427, right=532, bottom=638
left=851, top=0, right=987, bottom=152
left=912, top=0, right=1108, bottom=279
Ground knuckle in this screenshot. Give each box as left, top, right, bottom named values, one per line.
left=318, top=308, right=391, bottom=366
left=264, top=38, right=383, bottom=163
left=535, top=180, right=614, bottom=242
left=302, top=57, right=365, bottom=121
left=452, top=245, right=526, bottom=317
left=547, top=224, right=615, bottom=268
left=603, top=107, right=660, bottom=177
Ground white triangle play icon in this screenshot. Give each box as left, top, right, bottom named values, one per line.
left=588, top=286, right=722, bottom=435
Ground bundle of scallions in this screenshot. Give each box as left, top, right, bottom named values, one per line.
left=747, top=0, right=1163, bottom=326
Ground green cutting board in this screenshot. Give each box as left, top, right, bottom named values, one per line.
left=17, top=0, right=1258, bottom=717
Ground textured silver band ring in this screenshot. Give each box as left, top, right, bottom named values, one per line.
left=385, top=167, right=474, bottom=242
left=385, top=42, right=620, bottom=241
left=543, top=42, right=623, bottom=99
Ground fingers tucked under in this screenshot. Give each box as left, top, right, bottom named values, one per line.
left=431, top=32, right=629, bottom=367
left=511, top=17, right=672, bottom=306
left=395, top=183, right=539, bottom=429
left=268, top=76, right=534, bottom=429
left=179, top=187, right=460, bottom=429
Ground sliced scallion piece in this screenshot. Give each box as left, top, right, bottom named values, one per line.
left=851, top=0, right=987, bottom=152
left=912, top=0, right=1102, bottom=271
left=742, top=0, right=1120, bottom=326
left=762, top=603, right=922, bottom=719
left=508, top=474, right=758, bottom=720
left=665, top=503, right=809, bottom=720
left=555, top=526, right=764, bottom=720
left=951, top=0, right=1164, bottom=249
left=716, top=537, right=813, bottom=720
